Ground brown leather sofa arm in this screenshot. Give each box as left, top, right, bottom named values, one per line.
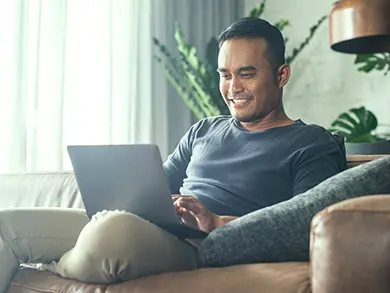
left=310, top=194, right=390, bottom=293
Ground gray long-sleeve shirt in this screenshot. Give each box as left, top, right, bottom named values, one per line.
left=163, top=116, right=346, bottom=216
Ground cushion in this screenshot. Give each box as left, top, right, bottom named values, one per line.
left=198, top=156, right=390, bottom=267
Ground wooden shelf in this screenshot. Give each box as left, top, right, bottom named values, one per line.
left=347, top=154, right=390, bottom=168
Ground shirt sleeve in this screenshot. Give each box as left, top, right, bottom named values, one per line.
left=163, top=123, right=199, bottom=194
left=292, top=141, right=347, bottom=196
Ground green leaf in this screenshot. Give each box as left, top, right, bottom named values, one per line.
left=331, top=120, right=354, bottom=133
left=349, top=107, right=366, bottom=130
left=338, top=113, right=358, bottom=127
left=273, top=19, right=290, bottom=31
left=155, top=57, right=206, bottom=120
left=204, top=37, right=229, bottom=115
left=354, top=53, right=390, bottom=75
left=154, top=30, right=219, bottom=118
left=359, top=62, right=377, bottom=73
left=249, top=0, right=266, bottom=18
left=178, top=52, right=221, bottom=116
left=338, top=112, right=366, bottom=134
left=204, top=38, right=220, bottom=98
left=353, top=107, right=378, bottom=131
left=205, top=37, right=219, bottom=72
left=329, top=106, right=386, bottom=143
left=153, top=37, right=186, bottom=77
left=377, top=62, right=386, bottom=71
left=172, top=23, right=224, bottom=117
left=354, top=54, right=371, bottom=64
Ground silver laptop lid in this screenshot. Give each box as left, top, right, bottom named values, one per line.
left=67, top=144, right=180, bottom=226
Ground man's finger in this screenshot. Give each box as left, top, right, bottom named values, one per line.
left=178, top=208, right=198, bottom=228
left=174, top=197, right=203, bottom=214
left=172, top=194, right=194, bottom=198
left=171, top=195, right=193, bottom=202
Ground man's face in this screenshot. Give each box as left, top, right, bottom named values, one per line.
left=217, top=38, right=288, bottom=123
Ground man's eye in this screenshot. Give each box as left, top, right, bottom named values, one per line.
left=221, top=74, right=231, bottom=79
left=241, top=73, right=254, bottom=78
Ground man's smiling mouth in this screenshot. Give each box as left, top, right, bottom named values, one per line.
left=228, top=96, right=254, bottom=108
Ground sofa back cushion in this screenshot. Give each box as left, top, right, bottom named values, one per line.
left=0, top=172, right=83, bottom=209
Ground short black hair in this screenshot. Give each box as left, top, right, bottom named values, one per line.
left=218, top=17, right=286, bottom=67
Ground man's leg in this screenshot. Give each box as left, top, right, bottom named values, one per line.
left=0, top=208, right=89, bottom=293
left=44, top=210, right=199, bottom=284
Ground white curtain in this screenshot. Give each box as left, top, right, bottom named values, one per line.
left=0, top=0, right=158, bottom=173
left=0, top=0, right=241, bottom=174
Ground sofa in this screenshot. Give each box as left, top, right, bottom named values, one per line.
left=1, top=155, right=390, bottom=293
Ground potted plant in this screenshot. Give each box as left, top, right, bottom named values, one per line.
left=329, top=106, right=390, bottom=155
left=152, top=0, right=327, bottom=120
left=328, top=52, right=390, bottom=155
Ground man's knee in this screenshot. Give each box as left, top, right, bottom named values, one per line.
left=0, top=209, right=16, bottom=239
left=55, top=210, right=198, bottom=283
left=75, top=210, right=161, bottom=260
left=0, top=209, right=34, bottom=241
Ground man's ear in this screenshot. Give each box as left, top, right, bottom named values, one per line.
left=277, top=64, right=291, bottom=88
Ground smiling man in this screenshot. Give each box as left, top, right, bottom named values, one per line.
left=166, top=17, right=346, bottom=228
left=0, top=17, right=347, bottom=291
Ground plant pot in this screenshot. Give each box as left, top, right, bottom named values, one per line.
left=345, top=140, right=390, bottom=155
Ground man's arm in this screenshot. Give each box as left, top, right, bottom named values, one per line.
left=215, top=142, right=346, bottom=227
left=216, top=140, right=346, bottom=227
left=163, top=123, right=199, bottom=194
left=293, top=141, right=347, bottom=196
left=217, top=216, right=238, bottom=226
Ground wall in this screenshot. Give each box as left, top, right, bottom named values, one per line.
left=244, top=0, right=390, bottom=135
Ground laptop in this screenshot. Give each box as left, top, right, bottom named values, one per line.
left=67, top=144, right=208, bottom=239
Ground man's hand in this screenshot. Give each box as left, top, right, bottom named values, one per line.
left=172, top=195, right=222, bottom=233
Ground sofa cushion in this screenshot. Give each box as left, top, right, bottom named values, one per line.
left=0, top=172, right=83, bottom=209
left=199, top=156, right=390, bottom=267
left=9, top=262, right=310, bottom=293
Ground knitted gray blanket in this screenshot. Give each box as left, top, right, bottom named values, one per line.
left=198, top=156, right=390, bottom=267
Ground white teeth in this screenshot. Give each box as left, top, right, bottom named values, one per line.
left=231, top=99, right=249, bottom=104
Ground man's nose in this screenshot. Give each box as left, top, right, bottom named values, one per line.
left=229, top=77, right=244, bottom=95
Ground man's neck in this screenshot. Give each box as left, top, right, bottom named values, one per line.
left=239, top=108, right=295, bottom=132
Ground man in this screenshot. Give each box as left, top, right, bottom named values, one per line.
left=0, top=17, right=346, bottom=291
left=167, top=17, right=346, bottom=230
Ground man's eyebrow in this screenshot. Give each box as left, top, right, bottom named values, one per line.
left=237, top=66, right=257, bottom=73
left=217, top=68, right=228, bottom=73
left=216, top=66, right=258, bottom=73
